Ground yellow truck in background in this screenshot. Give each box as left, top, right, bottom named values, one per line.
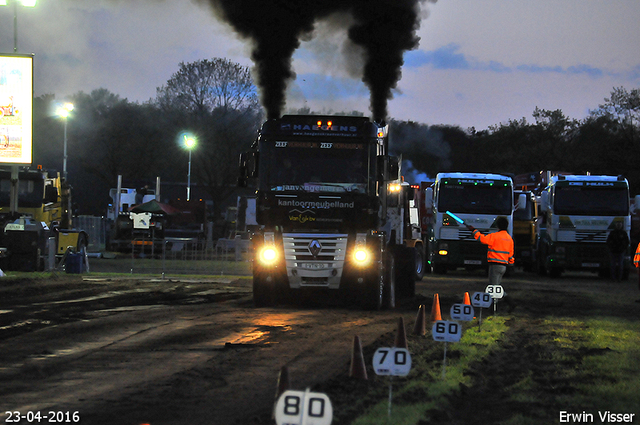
left=512, top=189, right=539, bottom=271
left=0, top=166, right=88, bottom=271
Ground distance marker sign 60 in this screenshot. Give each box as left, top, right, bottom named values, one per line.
left=432, top=320, right=462, bottom=342
left=373, top=347, right=412, bottom=376
left=275, top=389, right=333, bottom=425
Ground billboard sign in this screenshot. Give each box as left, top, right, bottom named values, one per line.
left=0, top=54, right=33, bottom=164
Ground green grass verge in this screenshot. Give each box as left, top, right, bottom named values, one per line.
left=347, top=317, right=508, bottom=425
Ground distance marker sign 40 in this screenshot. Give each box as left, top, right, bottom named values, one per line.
left=471, top=291, right=493, bottom=308
left=373, top=347, right=412, bottom=376
left=275, top=389, right=333, bottom=425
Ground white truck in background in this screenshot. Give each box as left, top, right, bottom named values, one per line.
left=537, top=174, right=631, bottom=278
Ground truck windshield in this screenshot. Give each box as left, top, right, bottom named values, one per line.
left=263, top=141, right=372, bottom=194
left=554, top=186, right=629, bottom=216
left=0, top=177, right=44, bottom=208
left=438, top=183, right=512, bottom=215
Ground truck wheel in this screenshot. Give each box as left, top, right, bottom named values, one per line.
left=383, top=253, right=396, bottom=309
left=396, top=248, right=416, bottom=298
left=362, top=261, right=384, bottom=310
left=414, top=245, right=424, bottom=281
left=253, top=272, right=274, bottom=307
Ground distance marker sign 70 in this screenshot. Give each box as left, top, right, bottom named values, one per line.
left=373, top=347, right=412, bottom=376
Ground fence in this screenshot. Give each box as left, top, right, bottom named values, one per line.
left=74, top=215, right=108, bottom=253
left=126, top=236, right=253, bottom=277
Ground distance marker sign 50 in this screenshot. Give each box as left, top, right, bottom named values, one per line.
left=450, top=303, right=475, bottom=321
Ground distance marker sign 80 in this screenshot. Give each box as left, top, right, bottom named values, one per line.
left=275, top=389, right=333, bottom=425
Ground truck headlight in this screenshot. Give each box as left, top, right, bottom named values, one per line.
left=259, top=246, right=278, bottom=264
left=353, top=233, right=370, bottom=266
left=258, top=232, right=278, bottom=266
left=354, top=248, right=369, bottom=264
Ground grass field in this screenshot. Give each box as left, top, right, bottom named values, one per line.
left=317, top=270, right=640, bottom=424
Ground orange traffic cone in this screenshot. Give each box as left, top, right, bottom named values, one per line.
left=413, top=304, right=426, bottom=335
left=394, top=317, right=408, bottom=349
left=463, top=291, right=476, bottom=319
left=430, top=293, right=442, bottom=323
left=272, top=365, right=290, bottom=418
left=349, top=335, right=368, bottom=380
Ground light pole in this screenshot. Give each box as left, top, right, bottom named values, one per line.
left=183, top=134, right=196, bottom=201
left=0, top=0, right=37, bottom=53
left=56, top=102, right=74, bottom=181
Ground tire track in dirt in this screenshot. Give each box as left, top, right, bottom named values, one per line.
left=421, top=316, right=596, bottom=424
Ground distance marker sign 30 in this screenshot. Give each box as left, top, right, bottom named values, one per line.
left=275, top=389, right=333, bottom=425
left=373, top=347, right=412, bottom=376
left=485, top=284, right=505, bottom=299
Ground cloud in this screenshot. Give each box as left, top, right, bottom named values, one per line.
left=407, top=44, right=617, bottom=80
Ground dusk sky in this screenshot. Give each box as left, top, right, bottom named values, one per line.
left=3, top=0, right=639, bottom=130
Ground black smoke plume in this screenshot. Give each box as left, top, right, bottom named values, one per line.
left=200, top=0, right=431, bottom=121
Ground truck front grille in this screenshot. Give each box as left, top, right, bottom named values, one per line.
left=282, top=233, right=348, bottom=288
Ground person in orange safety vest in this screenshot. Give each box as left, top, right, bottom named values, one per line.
left=467, top=216, right=516, bottom=311
left=634, top=242, right=640, bottom=303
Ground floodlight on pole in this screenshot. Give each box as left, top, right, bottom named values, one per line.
left=0, top=0, right=37, bottom=53
left=56, top=102, right=74, bottom=181
left=183, top=134, right=196, bottom=201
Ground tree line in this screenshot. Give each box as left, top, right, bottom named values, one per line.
left=31, top=58, right=640, bottom=217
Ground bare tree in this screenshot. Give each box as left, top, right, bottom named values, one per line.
left=592, top=86, right=640, bottom=144
left=156, top=58, right=260, bottom=115
left=155, top=58, right=263, bottom=219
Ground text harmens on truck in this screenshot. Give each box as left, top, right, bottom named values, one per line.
left=424, top=172, right=524, bottom=274
left=537, top=174, right=631, bottom=278
left=238, top=115, right=419, bottom=309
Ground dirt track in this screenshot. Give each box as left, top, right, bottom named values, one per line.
left=0, top=267, right=638, bottom=424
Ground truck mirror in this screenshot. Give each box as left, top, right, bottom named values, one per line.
left=377, top=155, right=400, bottom=182
left=516, top=193, right=527, bottom=211
left=424, top=187, right=433, bottom=209
left=238, top=151, right=260, bottom=187
left=44, top=185, right=58, bottom=203
left=238, top=153, right=248, bottom=187
left=388, top=156, right=400, bottom=181
left=540, top=191, right=549, bottom=212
